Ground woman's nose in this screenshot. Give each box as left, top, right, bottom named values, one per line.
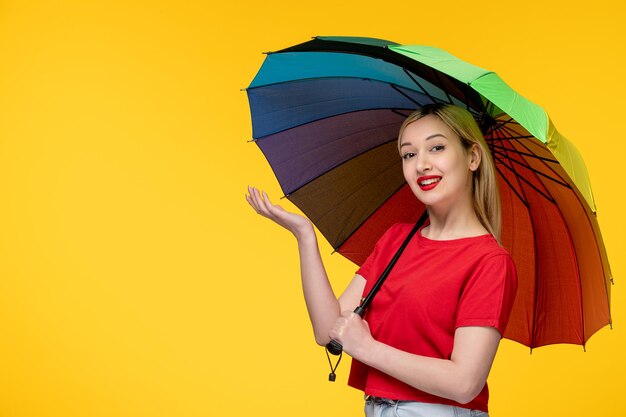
left=416, top=153, right=431, bottom=173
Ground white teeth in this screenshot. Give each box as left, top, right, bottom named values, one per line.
left=420, top=178, right=441, bottom=186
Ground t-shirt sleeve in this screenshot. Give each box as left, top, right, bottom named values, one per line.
left=455, top=253, right=518, bottom=336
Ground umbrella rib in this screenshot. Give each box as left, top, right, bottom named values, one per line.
left=495, top=124, right=583, bottom=192
left=497, top=123, right=538, bottom=144
left=485, top=101, right=495, bottom=117
left=490, top=117, right=522, bottom=132
left=488, top=143, right=558, bottom=162
left=498, top=121, right=531, bottom=138
left=485, top=135, right=536, bottom=141
left=390, top=84, right=425, bottom=107
left=490, top=132, right=527, bottom=206
left=493, top=155, right=557, bottom=204
left=490, top=148, right=571, bottom=188
left=508, top=136, right=581, bottom=190
left=402, top=69, right=441, bottom=105
left=432, top=70, right=456, bottom=105
left=500, top=117, right=522, bottom=127
left=494, top=164, right=529, bottom=208
left=391, top=109, right=414, bottom=118
left=461, top=91, right=475, bottom=113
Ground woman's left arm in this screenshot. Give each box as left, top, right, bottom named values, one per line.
left=330, top=314, right=501, bottom=404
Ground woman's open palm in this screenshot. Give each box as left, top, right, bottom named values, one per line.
left=246, top=186, right=312, bottom=237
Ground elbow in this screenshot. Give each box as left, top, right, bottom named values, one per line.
left=452, top=379, right=486, bottom=405
left=314, top=332, right=331, bottom=347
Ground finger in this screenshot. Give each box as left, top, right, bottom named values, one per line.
left=261, top=191, right=283, bottom=217
left=246, top=193, right=264, bottom=216
left=251, top=187, right=268, bottom=213
left=250, top=187, right=272, bottom=218
left=262, top=191, right=284, bottom=211
left=259, top=191, right=286, bottom=221
left=255, top=189, right=275, bottom=217
left=247, top=187, right=263, bottom=213
left=245, top=187, right=257, bottom=208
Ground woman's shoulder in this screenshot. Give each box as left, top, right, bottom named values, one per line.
left=388, top=222, right=415, bottom=234
left=367, top=222, right=417, bottom=252
left=383, top=222, right=418, bottom=241
left=472, top=239, right=517, bottom=279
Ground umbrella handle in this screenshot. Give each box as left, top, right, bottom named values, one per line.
left=326, top=339, right=343, bottom=355
left=326, top=305, right=366, bottom=356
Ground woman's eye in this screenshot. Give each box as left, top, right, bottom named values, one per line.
left=402, top=152, right=415, bottom=160
left=431, top=145, right=445, bottom=152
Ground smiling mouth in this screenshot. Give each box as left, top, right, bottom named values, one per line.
left=419, top=178, right=440, bottom=186
left=417, top=176, right=441, bottom=190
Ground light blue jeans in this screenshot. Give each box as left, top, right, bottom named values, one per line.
left=365, top=396, right=489, bottom=417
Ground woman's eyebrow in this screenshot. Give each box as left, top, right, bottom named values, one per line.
left=400, top=133, right=447, bottom=148
left=425, top=133, right=447, bottom=141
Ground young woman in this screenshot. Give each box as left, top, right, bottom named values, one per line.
left=246, top=104, right=517, bottom=417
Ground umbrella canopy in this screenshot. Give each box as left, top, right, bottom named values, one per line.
left=246, top=36, right=613, bottom=349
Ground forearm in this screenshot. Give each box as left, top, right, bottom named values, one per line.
left=355, top=340, right=486, bottom=404
left=246, top=187, right=343, bottom=344
left=295, top=227, right=341, bottom=345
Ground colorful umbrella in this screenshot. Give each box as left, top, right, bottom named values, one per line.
left=245, top=36, right=613, bottom=349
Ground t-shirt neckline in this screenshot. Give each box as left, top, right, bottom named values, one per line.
left=417, top=223, right=493, bottom=246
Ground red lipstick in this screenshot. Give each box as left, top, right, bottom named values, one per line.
left=417, top=175, right=442, bottom=191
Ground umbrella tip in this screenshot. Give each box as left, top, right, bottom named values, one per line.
left=247, top=138, right=257, bottom=143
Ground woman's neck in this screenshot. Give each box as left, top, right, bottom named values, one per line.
left=422, top=201, right=488, bottom=240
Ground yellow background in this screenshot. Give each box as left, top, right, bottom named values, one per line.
left=0, top=0, right=624, bottom=415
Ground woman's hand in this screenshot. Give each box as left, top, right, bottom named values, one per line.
left=246, top=186, right=313, bottom=239
left=329, top=311, right=376, bottom=360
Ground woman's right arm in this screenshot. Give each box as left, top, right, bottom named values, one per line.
left=246, top=187, right=364, bottom=345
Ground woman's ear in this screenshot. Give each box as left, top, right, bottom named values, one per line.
left=468, top=144, right=481, bottom=171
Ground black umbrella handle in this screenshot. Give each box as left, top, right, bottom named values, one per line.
left=325, top=213, right=427, bottom=357
left=326, top=306, right=366, bottom=355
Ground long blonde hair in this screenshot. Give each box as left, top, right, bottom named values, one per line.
left=398, top=104, right=501, bottom=242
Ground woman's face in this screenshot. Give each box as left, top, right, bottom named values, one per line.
left=399, top=114, right=480, bottom=210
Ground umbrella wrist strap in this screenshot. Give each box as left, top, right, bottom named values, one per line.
left=325, top=346, right=342, bottom=381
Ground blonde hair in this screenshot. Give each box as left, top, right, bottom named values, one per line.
left=398, top=104, right=501, bottom=242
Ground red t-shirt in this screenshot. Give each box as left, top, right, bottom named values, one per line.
left=348, top=223, right=518, bottom=412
